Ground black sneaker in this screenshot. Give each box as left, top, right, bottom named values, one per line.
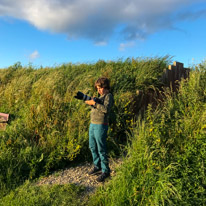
left=96, top=172, right=110, bottom=182
left=88, top=167, right=101, bottom=175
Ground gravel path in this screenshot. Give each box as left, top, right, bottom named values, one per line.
left=36, top=158, right=123, bottom=195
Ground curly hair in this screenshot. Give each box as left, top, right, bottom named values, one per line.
left=95, top=77, right=110, bottom=90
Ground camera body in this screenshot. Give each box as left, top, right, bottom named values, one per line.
left=74, top=91, right=103, bottom=104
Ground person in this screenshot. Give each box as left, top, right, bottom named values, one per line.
left=85, top=77, right=114, bottom=182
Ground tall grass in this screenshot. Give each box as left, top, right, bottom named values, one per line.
left=0, top=57, right=169, bottom=197
left=88, top=62, right=206, bottom=205
left=0, top=181, right=84, bottom=206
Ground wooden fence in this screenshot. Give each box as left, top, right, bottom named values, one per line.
left=133, top=61, right=190, bottom=115
left=162, top=61, right=190, bottom=91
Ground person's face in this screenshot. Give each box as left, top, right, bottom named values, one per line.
left=96, top=86, right=106, bottom=95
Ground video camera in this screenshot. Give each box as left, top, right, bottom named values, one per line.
left=74, top=91, right=103, bottom=104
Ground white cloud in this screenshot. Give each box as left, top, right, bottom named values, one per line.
left=94, top=41, right=108, bottom=46
left=29, top=50, right=40, bottom=60
left=119, top=41, right=135, bottom=51
left=0, top=0, right=205, bottom=43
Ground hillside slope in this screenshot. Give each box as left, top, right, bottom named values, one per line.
left=0, top=57, right=169, bottom=198
left=89, top=62, right=206, bottom=205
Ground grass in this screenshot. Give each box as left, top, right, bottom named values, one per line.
left=88, top=62, right=206, bottom=205
left=0, top=181, right=84, bottom=206
left=1, top=56, right=205, bottom=205
left=0, top=57, right=169, bottom=198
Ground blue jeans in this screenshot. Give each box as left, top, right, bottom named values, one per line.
left=89, top=123, right=110, bottom=173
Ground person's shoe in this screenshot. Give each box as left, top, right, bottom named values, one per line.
left=88, top=167, right=101, bottom=175
left=96, top=172, right=110, bottom=182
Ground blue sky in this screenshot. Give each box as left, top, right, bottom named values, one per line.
left=0, top=0, right=206, bottom=69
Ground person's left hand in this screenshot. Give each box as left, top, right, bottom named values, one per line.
left=85, top=99, right=96, bottom=106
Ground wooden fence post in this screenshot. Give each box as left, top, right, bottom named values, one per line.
left=163, top=61, right=190, bottom=91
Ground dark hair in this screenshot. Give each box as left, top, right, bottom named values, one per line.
left=95, top=77, right=110, bottom=90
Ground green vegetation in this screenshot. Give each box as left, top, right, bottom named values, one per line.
left=0, top=57, right=205, bottom=205
left=88, top=63, right=206, bottom=205
left=0, top=181, right=84, bottom=206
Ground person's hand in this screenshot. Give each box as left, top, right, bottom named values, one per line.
left=85, top=99, right=96, bottom=106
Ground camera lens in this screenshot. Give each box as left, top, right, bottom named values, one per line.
left=83, top=94, right=91, bottom=101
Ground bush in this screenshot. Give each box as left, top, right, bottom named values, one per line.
left=88, top=62, right=206, bottom=205
left=0, top=57, right=169, bottom=196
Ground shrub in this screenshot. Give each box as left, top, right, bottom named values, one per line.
left=88, top=62, right=206, bottom=205
left=0, top=57, right=169, bottom=196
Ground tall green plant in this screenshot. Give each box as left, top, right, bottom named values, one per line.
left=89, top=63, right=206, bottom=205
left=0, top=57, right=169, bottom=196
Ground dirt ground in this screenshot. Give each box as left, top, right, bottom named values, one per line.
left=36, top=158, right=123, bottom=195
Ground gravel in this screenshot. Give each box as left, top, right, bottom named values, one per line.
left=36, top=158, right=123, bottom=195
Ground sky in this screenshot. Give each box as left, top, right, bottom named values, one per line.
left=0, top=0, right=206, bottom=69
